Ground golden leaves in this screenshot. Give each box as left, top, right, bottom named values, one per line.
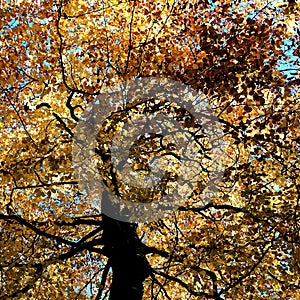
left=0, top=0, right=299, bottom=298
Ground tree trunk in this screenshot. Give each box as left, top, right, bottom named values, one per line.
left=101, top=214, right=150, bottom=300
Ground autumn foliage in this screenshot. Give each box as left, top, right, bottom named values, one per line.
left=0, top=0, right=299, bottom=299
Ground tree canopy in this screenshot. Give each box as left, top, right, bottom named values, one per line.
left=0, top=0, right=299, bottom=299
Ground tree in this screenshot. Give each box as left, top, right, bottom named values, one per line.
left=0, top=0, right=299, bottom=299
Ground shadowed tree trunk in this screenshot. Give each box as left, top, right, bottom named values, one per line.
left=101, top=214, right=151, bottom=300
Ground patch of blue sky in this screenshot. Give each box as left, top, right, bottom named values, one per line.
left=8, top=18, right=19, bottom=28
left=43, top=61, right=51, bottom=67
left=272, top=183, right=283, bottom=192
left=65, top=45, right=82, bottom=55
left=277, top=39, right=300, bottom=79
left=41, top=18, right=48, bottom=25
left=21, top=40, right=28, bottom=47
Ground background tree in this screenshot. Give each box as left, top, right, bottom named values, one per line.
left=0, top=0, right=299, bottom=299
